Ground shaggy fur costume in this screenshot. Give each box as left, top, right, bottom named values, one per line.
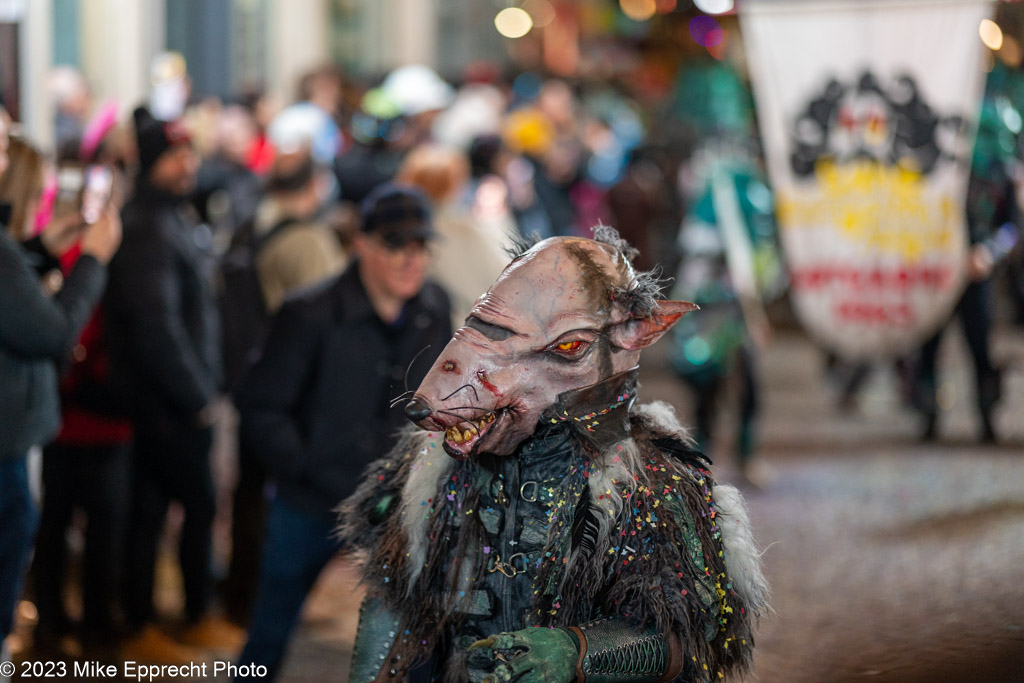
left=339, top=401, right=767, bottom=682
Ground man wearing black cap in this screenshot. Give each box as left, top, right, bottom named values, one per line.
left=233, top=183, right=451, bottom=680
left=105, top=107, right=238, bottom=660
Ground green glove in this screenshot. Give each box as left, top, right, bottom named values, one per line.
left=469, top=627, right=579, bottom=683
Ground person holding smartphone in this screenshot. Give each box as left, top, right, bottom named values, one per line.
left=0, top=112, right=122, bottom=654
left=30, top=141, right=131, bottom=656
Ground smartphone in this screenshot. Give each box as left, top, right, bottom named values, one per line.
left=53, top=165, right=85, bottom=220
left=81, top=165, right=113, bottom=224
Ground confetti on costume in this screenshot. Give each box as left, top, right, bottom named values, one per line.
left=339, top=228, right=768, bottom=682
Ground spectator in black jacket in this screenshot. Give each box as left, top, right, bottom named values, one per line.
left=105, top=107, right=238, bottom=660
left=0, top=113, right=122, bottom=649
left=191, top=103, right=262, bottom=255
left=234, top=184, right=451, bottom=680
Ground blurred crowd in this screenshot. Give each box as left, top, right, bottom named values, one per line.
left=1, top=49, right=1023, bottom=681
left=0, top=56, right=699, bottom=679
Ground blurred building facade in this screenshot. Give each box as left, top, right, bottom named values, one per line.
left=0, top=0, right=511, bottom=149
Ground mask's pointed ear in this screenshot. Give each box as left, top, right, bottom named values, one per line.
left=608, top=300, right=699, bottom=351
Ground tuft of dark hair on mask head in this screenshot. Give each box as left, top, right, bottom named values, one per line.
left=592, top=223, right=639, bottom=263
left=503, top=231, right=541, bottom=261
left=619, top=270, right=666, bottom=318
left=592, top=224, right=671, bottom=318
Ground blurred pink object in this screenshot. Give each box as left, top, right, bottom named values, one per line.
left=32, top=172, right=58, bottom=236
left=80, top=100, right=119, bottom=161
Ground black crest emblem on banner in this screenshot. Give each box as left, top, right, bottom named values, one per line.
left=789, top=71, right=969, bottom=178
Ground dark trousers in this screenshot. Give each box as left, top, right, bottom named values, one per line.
left=916, top=280, right=999, bottom=422
left=0, top=454, right=39, bottom=643
left=222, top=445, right=267, bottom=627
left=235, top=497, right=341, bottom=681
left=689, top=345, right=759, bottom=467
left=123, top=420, right=215, bottom=627
left=33, top=442, right=130, bottom=637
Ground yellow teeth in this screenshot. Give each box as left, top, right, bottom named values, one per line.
left=445, top=413, right=497, bottom=444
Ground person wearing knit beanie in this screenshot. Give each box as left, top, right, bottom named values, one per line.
left=107, top=105, right=242, bottom=661
left=132, top=106, right=193, bottom=189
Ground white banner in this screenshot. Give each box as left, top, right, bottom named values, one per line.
left=740, top=0, right=993, bottom=359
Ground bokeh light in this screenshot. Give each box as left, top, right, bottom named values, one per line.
left=683, top=337, right=712, bottom=366
left=693, top=0, right=734, bottom=15
left=512, top=71, right=543, bottom=101
left=689, top=15, right=723, bottom=48
left=1000, top=34, right=1023, bottom=68
left=620, top=0, right=658, bottom=22
left=979, top=18, right=1003, bottom=51
left=18, top=600, right=38, bottom=623
left=495, top=7, right=534, bottom=39
left=998, top=99, right=1022, bottom=135
left=522, top=0, right=556, bottom=28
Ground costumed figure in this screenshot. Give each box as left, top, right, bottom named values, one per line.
left=340, top=227, right=768, bottom=682
left=669, top=142, right=785, bottom=478
left=668, top=54, right=786, bottom=480
left=914, top=62, right=1021, bottom=442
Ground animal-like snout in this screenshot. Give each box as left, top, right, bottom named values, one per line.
left=404, top=397, right=434, bottom=424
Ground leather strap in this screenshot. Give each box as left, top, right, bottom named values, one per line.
left=350, top=597, right=404, bottom=683
left=568, top=626, right=589, bottom=682
left=654, top=631, right=683, bottom=683
left=370, top=638, right=410, bottom=683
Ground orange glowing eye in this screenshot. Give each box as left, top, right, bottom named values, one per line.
left=556, top=340, right=583, bottom=352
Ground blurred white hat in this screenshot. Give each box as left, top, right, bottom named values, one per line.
left=432, top=84, right=505, bottom=150
left=268, top=102, right=342, bottom=163
left=381, top=65, right=455, bottom=117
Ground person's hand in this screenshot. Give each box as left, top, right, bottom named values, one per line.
left=967, top=243, right=995, bottom=282
left=39, top=210, right=84, bottom=257
left=967, top=244, right=994, bottom=282
left=469, top=628, right=578, bottom=683
left=195, top=401, right=218, bottom=428
left=78, top=204, right=122, bottom=265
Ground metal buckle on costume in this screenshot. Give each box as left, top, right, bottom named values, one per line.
left=520, top=481, right=539, bottom=502
left=487, top=552, right=527, bottom=578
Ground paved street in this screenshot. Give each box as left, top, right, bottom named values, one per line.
left=714, top=329, right=1024, bottom=683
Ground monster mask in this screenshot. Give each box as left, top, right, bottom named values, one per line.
left=405, top=230, right=697, bottom=459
